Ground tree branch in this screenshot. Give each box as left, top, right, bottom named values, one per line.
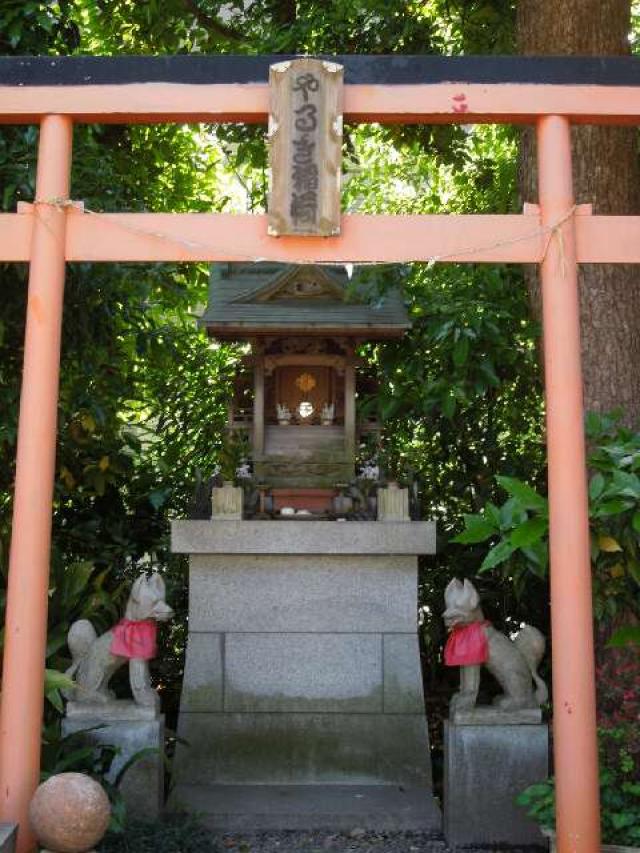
left=183, top=0, right=247, bottom=43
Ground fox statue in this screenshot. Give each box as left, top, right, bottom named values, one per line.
left=443, top=578, right=548, bottom=715
left=65, top=572, right=173, bottom=710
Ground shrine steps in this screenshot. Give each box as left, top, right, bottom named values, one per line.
left=168, top=784, right=442, bottom=833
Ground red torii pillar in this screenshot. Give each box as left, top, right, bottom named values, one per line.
left=537, top=115, right=600, bottom=853
left=0, top=114, right=73, bottom=853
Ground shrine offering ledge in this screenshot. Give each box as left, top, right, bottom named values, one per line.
left=171, top=519, right=436, bottom=555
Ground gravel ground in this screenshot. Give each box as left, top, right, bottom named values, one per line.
left=98, top=817, right=545, bottom=853
left=211, top=831, right=544, bottom=853
left=212, top=831, right=443, bottom=853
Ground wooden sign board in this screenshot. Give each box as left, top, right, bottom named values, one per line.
left=268, top=57, right=343, bottom=237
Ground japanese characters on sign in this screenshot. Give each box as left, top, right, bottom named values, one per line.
left=268, top=58, right=343, bottom=237
left=290, top=71, right=320, bottom=229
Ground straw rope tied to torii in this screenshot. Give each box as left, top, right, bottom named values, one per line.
left=3, top=52, right=640, bottom=853
left=23, top=195, right=581, bottom=270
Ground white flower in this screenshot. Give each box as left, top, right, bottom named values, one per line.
left=359, top=462, right=379, bottom=480
left=321, top=402, right=335, bottom=420
left=236, top=462, right=252, bottom=480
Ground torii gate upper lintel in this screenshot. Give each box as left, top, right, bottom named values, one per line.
left=2, top=53, right=638, bottom=853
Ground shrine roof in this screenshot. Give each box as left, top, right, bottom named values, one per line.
left=200, top=263, right=410, bottom=337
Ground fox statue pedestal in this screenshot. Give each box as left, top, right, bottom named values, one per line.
left=62, top=702, right=164, bottom=821
left=443, top=718, right=549, bottom=847
left=442, top=578, right=549, bottom=847
left=0, top=824, right=16, bottom=853
left=62, top=572, right=174, bottom=821
left=169, top=519, right=440, bottom=832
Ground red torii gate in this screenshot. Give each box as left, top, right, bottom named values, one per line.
left=1, top=54, right=639, bottom=853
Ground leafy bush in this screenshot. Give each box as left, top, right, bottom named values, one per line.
left=597, top=647, right=640, bottom=756
left=453, top=411, right=640, bottom=620
left=41, top=724, right=126, bottom=832
left=517, top=727, right=640, bottom=846
left=0, top=555, right=126, bottom=715
left=41, top=721, right=166, bottom=834
left=0, top=0, right=542, bottom=772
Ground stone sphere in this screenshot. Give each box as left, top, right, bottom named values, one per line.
left=29, top=772, right=111, bottom=853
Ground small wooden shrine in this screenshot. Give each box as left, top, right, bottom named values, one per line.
left=174, top=268, right=435, bottom=823
left=200, top=262, right=410, bottom=506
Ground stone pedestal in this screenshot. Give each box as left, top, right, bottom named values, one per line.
left=63, top=701, right=164, bottom=821
left=377, top=485, right=410, bottom=522
left=169, top=519, right=438, bottom=829
left=211, top=483, right=243, bottom=520
left=443, top=720, right=549, bottom=848
left=0, top=824, right=16, bottom=853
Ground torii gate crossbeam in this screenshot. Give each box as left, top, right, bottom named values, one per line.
left=2, top=54, right=638, bottom=853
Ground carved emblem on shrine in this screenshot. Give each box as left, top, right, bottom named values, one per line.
left=267, top=57, right=343, bottom=237
left=295, top=372, right=317, bottom=393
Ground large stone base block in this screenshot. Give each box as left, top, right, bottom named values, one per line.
left=443, top=721, right=549, bottom=848
left=170, top=520, right=437, bottom=829
left=174, top=713, right=431, bottom=786
left=62, top=709, right=164, bottom=821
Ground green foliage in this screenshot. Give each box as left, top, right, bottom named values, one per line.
left=452, top=474, right=549, bottom=588
left=342, top=122, right=545, bottom=650
left=517, top=728, right=640, bottom=846
left=516, top=778, right=555, bottom=834
left=0, top=553, right=126, bottom=715
left=0, top=2, right=242, bottom=731
left=41, top=725, right=117, bottom=782
left=40, top=722, right=166, bottom=833
left=218, top=431, right=250, bottom=483
left=40, top=723, right=128, bottom=832
left=44, top=669, right=77, bottom=715
left=598, top=633, right=640, bottom=734
left=608, top=625, right=640, bottom=647
left=0, top=0, right=537, bottom=731
left=586, top=412, right=640, bottom=619
left=44, top=557, right=127, bottom=712
left=453, top=412, right=640, bottom=620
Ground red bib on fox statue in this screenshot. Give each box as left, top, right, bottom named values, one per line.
left=444, top=621, right=490, bottom=666
left=110, top=618, right=158, bottom=660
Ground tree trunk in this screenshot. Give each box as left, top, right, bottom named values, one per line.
left=272, top=0, right=296, bottom=29
left=517, top=0, right=640, bottom=424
